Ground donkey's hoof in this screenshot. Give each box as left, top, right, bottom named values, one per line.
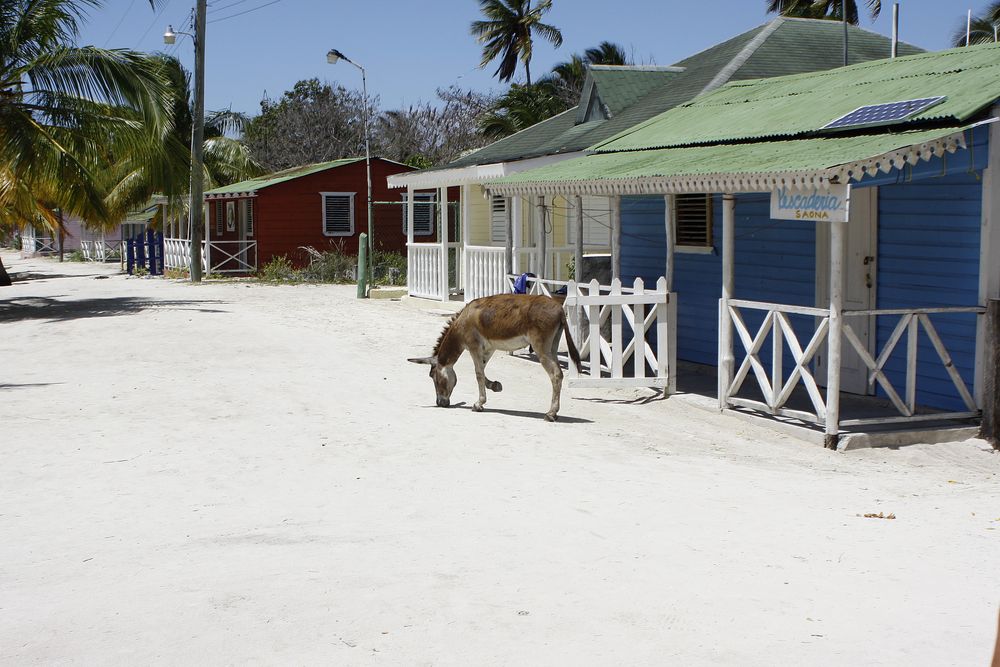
left=489, top=381, right=503, bottom=392
left=545, top=413, right=558, bottom=422
left=472, top=403, right=485, bottom=412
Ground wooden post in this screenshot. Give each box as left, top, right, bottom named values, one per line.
left=439, top=186, right=449, bottom=302
left=406, top=185, right=415, bottom=291
left=664, top=194, right=675, bottom=292
left=982, top=299, right=1000, bottom=449
left=536, top=195, right=547, bottom=279
left=574, top=194, right=584, bottom=282
left=461, top=184, right=470, bottom=294
left=826, top=213, right=848, bottom=449
left=611, top=194, right=622, bottom=281
left=718, top=194, right=736, bottom=410
left=512, top=196, right=522, bottom=275
left=504, top=196, right=513, bottom=276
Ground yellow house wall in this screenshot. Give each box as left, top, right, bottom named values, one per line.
left=466, top=184, right=491, bottom=246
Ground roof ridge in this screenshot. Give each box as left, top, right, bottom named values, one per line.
left=699, top=17, right=785, bottom=95
left=589, top=64, right=685, bottom=73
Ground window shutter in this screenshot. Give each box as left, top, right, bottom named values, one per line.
left=215, top=201, right=223, bottom=235
left=490, top=196, right=508, bottom=244
left=245, top=200, right=254, bottom=235
left=402, top=193, right=435, bottom=236
left=674, top=194, right=713, bottom=247
left=323, top=194, right=353, bottom=235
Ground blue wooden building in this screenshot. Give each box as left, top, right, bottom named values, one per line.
left=488, top=45, right=1000, bottom=447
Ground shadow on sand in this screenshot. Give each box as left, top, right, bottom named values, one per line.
left=0, top=296, right=228, bottom=323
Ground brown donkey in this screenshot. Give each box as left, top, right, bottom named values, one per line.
left=408, top=294, right=583, bottom=421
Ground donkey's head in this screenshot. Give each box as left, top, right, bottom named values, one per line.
left=407, top=356, right=457, bottom=407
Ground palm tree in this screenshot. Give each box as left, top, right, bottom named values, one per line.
left=105, top=56, right=262, bottom=227
left=583, top=41, right=629, bottom=67
left=0, top=0, right=174, bottom=285
left=551, top=41, right=632, bottom=104
left=952, top=2, right=1000, bottom=46
left=470, top=0, right=563, bottom=85
left=766, top=0, right=881, bottom=25
left=478, top=82, right=567, bottom=140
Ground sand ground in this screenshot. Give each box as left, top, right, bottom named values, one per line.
left=1, top=250, right=998, bottom=666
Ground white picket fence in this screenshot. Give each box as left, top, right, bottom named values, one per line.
left=464, top=245, right=506, bottom=302
left=722, top=300, right=983, bottom=427
left=80, top=239, right=122, bottom=262
left=163, top=238, right=258, bottom=275
left=565, top=277, right=676, bottom=390
left=408, top=242, right=445, bottom=300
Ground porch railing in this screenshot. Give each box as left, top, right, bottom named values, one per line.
left=503, top=274, right=677, bottom=391
left=408, top=242, right=445, bottom=300
left=464, top=245, right=506, bottom=302
left=722, top=300, right=983, bottom=428
left=80, top=239, right=122, bottom=262
left=163, top=238, right=258, bottom=275
left=21, top=236, right=56, bottom=255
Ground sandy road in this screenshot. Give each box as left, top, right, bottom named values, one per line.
left=1, top=251, right=998, bottom=666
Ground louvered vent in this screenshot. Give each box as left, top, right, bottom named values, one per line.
left=490, top=196, right=508, bottom=243
left=323, top=194, right=353, bottom=235
left=674, top=194, right=712, bottom=247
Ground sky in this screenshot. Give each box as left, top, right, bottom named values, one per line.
left=75, top=0, right=989, bottom=117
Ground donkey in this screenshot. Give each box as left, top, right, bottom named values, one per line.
left=408, top=294, right=583, bottom=421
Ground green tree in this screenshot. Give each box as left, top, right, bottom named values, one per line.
left=551, top=41, right=631, bottom=105
left=470, top=0, right=563, bottom=85
left=478, top=82, right=567, bottom=140
left=0, top=0, right=174, bottom=285
left=105, top=56, right=262, bottom=225
left=766, top=0, right=881, bottom=25
left=952, top=2, right=1000, bottom=46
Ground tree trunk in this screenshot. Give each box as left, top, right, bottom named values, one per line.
left=0, top=255, right=12, bottom=286
left=525, top=60, right=532, bottom=87
left=982, top=299, right=999, bottom=450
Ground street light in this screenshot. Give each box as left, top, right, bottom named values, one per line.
left=327, top=48, right=373, bottom=298
left=165, top=3, right=207, bottom=283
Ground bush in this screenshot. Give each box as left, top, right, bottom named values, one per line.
left=67, top=249, right=86, bottom=262
left=300, top=244, right=356, bottom=283
left=372, top=249, right=406, bottom=286
left=259, top=255, right=301, bottom=283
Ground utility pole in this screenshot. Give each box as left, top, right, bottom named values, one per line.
left=842, top=0, right=849, bottom=66
left=189, top=0, right=207, bottom=282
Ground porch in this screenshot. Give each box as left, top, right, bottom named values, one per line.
left=163, top=238, right=258, bottom=275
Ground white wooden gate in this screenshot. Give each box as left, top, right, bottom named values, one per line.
left=464, top=245, right=506, bottom=302
left=564, top=277, right=676, bottom=390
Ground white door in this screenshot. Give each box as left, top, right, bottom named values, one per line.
left=815, top=186, right=878, bottom=395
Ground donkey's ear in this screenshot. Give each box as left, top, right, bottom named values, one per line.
left=407, top=356, right=437, bottom=365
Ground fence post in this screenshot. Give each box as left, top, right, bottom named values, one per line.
left=156, top=232, right=165, bottom=275
left=135, top=233, right=146, bottom=270
left=982, top=299, right=1000, bottom=449
left=126, top=238, right=135, bottom=275
left=357, top=233, right=369, bottom=299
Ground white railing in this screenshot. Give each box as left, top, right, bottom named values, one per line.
left=163, top=238, right=258, bottom=275
left=408, top=243, right=444, bottom=300
left=21, top=236, right=56, bottom=255
left=464, top=245, right=506, bottom=302
left=564, top=277, right=676, bottom=390
left=80, top=239, right=122, bottom=262
left=512, top=245, right=577, bottom=281
left=723, top=300, right=983, bottom=428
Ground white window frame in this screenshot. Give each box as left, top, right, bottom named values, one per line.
left=321, top=192, right=356, bottom=237
left=401, top=192, right=435, bottom=237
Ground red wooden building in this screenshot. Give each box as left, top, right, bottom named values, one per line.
left=202, top=157, right=423, bottom=271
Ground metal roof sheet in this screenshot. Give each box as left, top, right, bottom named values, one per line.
left=428, top=17, right=920, bottom=173
left=488, top=125, right=973, bottom=194
left=204, top=158, right=365, bottom=196
left=594, top=43, right=1000, bottom=152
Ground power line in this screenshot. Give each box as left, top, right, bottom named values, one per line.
left=103, top=0, right=138, bottom=48
left=207, top=0, right=281, bottom=24
left=207, top=0, right=253, bottom=14
left=134, top=0, right=177, bottom=49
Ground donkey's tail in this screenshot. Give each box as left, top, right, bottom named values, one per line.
left=561, top=312, right=584, bottom=373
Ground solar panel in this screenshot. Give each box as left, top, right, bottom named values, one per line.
left=821, top=97, right=946, bottom=131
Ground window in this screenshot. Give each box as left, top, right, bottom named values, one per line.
left=401, top=192, right=435, bottom=237
left=566, top=195, right=612, bottom=246
left=241, top=199, right=254, bottom=236
left=225, top=201, right=236, bottom=232
left=490, top=196, right=508, bottom=244
left=322, top=192, right=355, bottom=236
left=215, top=201, right=223, bottom=236
left=674, top=194, right=713, bottom=248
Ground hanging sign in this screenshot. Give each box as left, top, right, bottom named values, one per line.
left=770, top=184, right=849, bottom=223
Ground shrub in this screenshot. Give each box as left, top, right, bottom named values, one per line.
left=372, top=249, right=406, bottom=286
left=67, top=249, right=86, bottom=262
left=259, top=255, right=301, bottom=283
left=299, top=244, right=356, bottom=283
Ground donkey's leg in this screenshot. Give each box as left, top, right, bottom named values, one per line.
left=481, top=350, right=502, bottom=392
left=536, top=331, right=564, bottom=422
left=470, top=343, right=490, bottom=412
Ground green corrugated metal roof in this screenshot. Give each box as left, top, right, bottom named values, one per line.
left=490, top=125, right=970, bottom=187
left=204, top=158, right=364, bottom=195
left=587, top=66, right=683, bottom=116
left=124, top=207, right=158, bottom=224
left=595, top=43, right=1000, bottom=152
left=426, top=18, right=920, bottom=172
